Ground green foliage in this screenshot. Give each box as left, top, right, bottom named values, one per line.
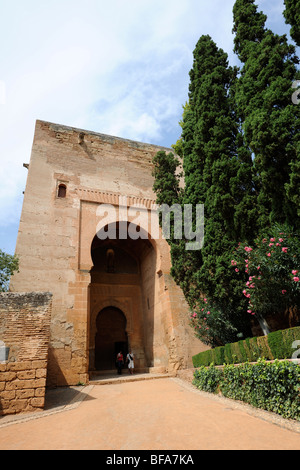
left=152, top=1, right=300, bottom=347
left=152, top=151, right=182, bottom=207
left=153, top=34, right=256, bottom=345
left=233, top=0, right=300, bottom=229
left=283, top=0, right=300, bottom=46
left=285, top=154, right=300, bottom=217
left=192, top=364, right=223, bottom=394
left=171, top=102, right=190, bottom=158
left=0, top=250, right=19, bottom=292
left=190, top=298, right=240, bottom=347
left=232, top=224, right=300, bottom=320
left=232, top=0, right=267, bottom=62
left=192, top=326, right=300, bottom=367
left=193, top=359, right=300, bottom=420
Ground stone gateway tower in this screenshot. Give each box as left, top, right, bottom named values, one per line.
left=10, top=120, right=207, bottom=387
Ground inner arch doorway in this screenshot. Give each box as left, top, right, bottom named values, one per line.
left=95, top=307, right=128, bottom=370
left=89, top=222, right=156, bottom=372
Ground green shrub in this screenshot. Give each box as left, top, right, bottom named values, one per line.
left=192, top=365, right=223, bottom=394
left=214, top=346, right=225, bottom=365
left=282, top=327, right=300, bottom=359
left=192, top=326, right=300, bottom=367
left=193, top=359, right=300, bottom=420
left=268, top=330, right=287, bottom=359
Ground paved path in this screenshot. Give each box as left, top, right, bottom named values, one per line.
left=0, top=375, right=299, bottom=450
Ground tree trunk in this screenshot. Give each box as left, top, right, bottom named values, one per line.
left=257, top=313, right=271, bottom=335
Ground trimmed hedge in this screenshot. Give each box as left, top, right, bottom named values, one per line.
left=192, top=326, right=300, bottom=367
left=193, top=360, right=300, bottom=421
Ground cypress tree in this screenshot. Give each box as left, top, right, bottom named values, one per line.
left=153, top=2, right=300, bottom=344
left=232, top=0, right=300, bottom=230
left=283, top=0, right=300, bottom=218
left=153, top=35, right=255, bottom=343
left=283, top=0, right=300, bottom=46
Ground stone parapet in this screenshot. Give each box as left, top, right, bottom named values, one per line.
left=0, top=292, right=52, bottom=416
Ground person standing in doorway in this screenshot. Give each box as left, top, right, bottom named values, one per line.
left=116, top=351, right=124, bottom=375
left=126, top=351, right=134, bottom=374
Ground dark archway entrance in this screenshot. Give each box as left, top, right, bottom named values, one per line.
left=95, top=306, right=128, bottom=370
left=89, top=222, right=156, bottom=372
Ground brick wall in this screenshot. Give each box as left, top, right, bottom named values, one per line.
left=0, top=292, right=52, bottom=416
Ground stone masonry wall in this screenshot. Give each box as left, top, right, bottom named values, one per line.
left=10, top=120, right=208, bottom=384
left=0, top=292, right=52, bottom=416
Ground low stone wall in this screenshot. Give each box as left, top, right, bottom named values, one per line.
left=0, top=292, right=52, bottom=416
left=0, top=360, right=47, bottom=415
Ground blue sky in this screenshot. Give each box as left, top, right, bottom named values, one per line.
left=0, top=0, right=297, bottom=255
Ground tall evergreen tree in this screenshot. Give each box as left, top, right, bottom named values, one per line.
left=153, top=2, right=300, bottom=345
left=153, top=35, right=255, bottom=344
left=232, top=0, right=300, bottom=230
left=283, top=0, right=300, bottom=46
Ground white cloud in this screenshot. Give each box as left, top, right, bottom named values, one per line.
left=0, top=0, right=294, bottom=253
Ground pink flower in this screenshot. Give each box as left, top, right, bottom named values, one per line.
left=257, top=266, right=260, bottom=270
left=293, top=277, right=299, bottom=282
left=282, top=290, right=287, bottom=294
left=270, top=238, right=275, bottom=242
left=231, top=260, right=237, bottom=266
left=279, top=238, right=283, bottom=242
left=269, top=243, right=274, bottom=246
left=244, top=247, right=252, bottom=252
left=267, top=253, right=271, bottom=257
left=292, top=270, right=298, bottom=275
left=207, top=311, right=211, bottom=315
left=247, top=309, right=252, bottom=314
left=235, top=268, right=239, bottom=272
left=282, top=247, right=288, bottom=253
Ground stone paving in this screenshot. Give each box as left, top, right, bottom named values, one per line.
left=0, top=373, right=299, bottom=450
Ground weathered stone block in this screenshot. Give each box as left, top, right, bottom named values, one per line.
left=30, top=397, right=44, bottom=408
left=16, top=389, right=35, bottom=399
left=17, top=370, right=36, bottom=380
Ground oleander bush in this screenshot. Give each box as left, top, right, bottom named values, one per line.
left=192, top=326, right=300, bottom=367
left=193, top=359, right=300, bottom=420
